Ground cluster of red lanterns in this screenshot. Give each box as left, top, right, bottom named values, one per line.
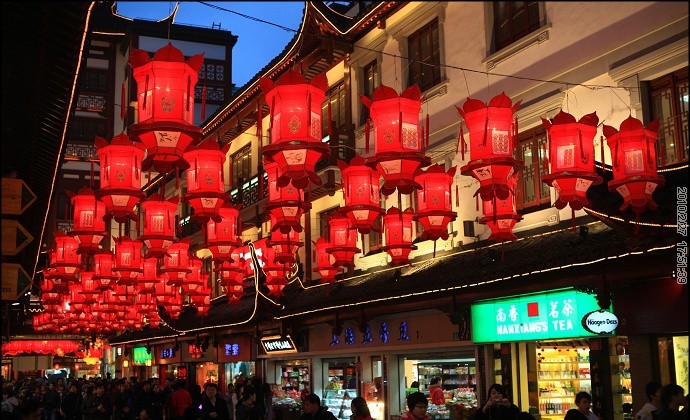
left=40, top=41, right=667, bottom=329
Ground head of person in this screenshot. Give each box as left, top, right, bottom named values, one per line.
left=19, top=401, right=42, bottom=420
left=575, top=392, right=592, bottom=411
left=646, top=381, right=663, bottom=406
left=488, top=384, right=510, bottom=402
left=173, top=380, right=186, bottom=391
left=234, top=382, right=245, bottom=397
left=242, top=386, right=256, bottom=404
left=410, top=381, right=419, bottom=389
left=263, top=383, right=273, bottom=396
left=69, top=384, right=78, bottom=394
left=142, top=380, right=152, bottom=392
left=204, top=383, right=218, bottom=399
left=430, top=377, right=441, bottom=387
left=152, top=383, right=161, bottom=393
left=406, top=392, right=428, bottom=420
left=351, top=397, right=370, bottom=418
left=660, top=384, right=685, bottom=410
left=138, top=408, right=150, bottom=420
left=93, top=383, right=105, bottom=397
left=303, top=394, right=322, bottom=415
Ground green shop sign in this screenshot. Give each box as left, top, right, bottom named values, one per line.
left=471, top=288, right=611, bottom=343
left=132, top=347, right=151, bottom=365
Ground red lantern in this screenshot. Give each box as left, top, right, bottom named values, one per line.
left=204, top=202, right=242, bottom=262
left=263, top=263, right=289, bottom=298
left=458, top=92, right=523, bottom=201
left=382, top=207, right=416, bottom=265
left=140, top=194, right=179, bottom=258
left=264, top=161, right=311, bottom=233
left=216, top=247, right=247, bottom=305
left=113, top=236, right=143, bottom=285
left=183, top=140, right=231, bottom=223
left=259, top=69, right=331, bottom=189
left=163, top=289, right=184, bottom=320
left=604, top=116, right=665, bottom=215
left=78, top=271, right=99, bottom=305
left=49, top=232, right=82, bottom=281
left=181, top=257, right=207, bottom=294
left=361, top=84, right=431, bottom=196
left=339, top=156, right=383, bottom=234
left=137, top=258, right=160, bottom=293
left=161, top=239, right=191, bottom=286
left=68, top=283, right=87, bottom=314
left=93, top=252, right=118, bottom=291
left=542, top=111, right=603, bottom=210
left=313, top=237, right=338, bottom=284
left=479, top=175, right=522, bottom=242
left=268, top=215, right=303, bottom=265
left=95, top=134, right=146, bottom=223
left=414, top=164, right=458, bottom=241
left=67, top=187, right=107, bottom=254
left=128, top=43, right=204, bottom=173
left=154, top=275, right=176, bottom=301
left=326, top=211, right=360, bottom=268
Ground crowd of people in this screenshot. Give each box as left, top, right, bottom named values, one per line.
left=1, top=375, right=275, bottom=420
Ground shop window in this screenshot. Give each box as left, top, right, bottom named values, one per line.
left=324, top=358, right=358, bottom=419
left=657, top=336, right=689, bottom=391
left=360, top=60, right=379, bottom=126
left=407, top=19, right=441, bottom=92
left=231, top=145, right=252, bottom=188
left=649, top=67, right=689, bottom=166
left=322, top=82, right=347, bottom=137
left=515, top=126, right=550, bottom=212
left=319, top=207, right=340, bottom=241
left=492, top=2, right=542, bottom=52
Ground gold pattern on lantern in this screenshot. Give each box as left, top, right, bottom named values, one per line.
left=160, top=95, right=175, bottom=113
left=288, top=115, right=301, bottom=133
left=116, top=170, right=126, bottom=182
left=384, top=128, right=395, bottom=144
left=205, top=174, right=215, bottom=185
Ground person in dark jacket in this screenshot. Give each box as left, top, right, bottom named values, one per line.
left=652, top=385, right=686, bottom=420
left=149, top=383, right=166, bottom=420
left=235, top=386, right=260, bottom=420
left=474, top=384, right=519, bottom=420
left=190, top=384, right=204, bottom=411
left=112, top=380, right=136, bottom=420
left=60, top=384, right=82, bottom=420
left=81, top=382, right=112, bottom=420
left=299, top=394, right=337, bottom=420
left=200, top=383, right=230, bottom=420
left=134, top=380, right=156, bottom=420
left=41, top=383, right=61, bottom=420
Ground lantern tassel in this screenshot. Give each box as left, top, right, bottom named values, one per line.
left=455, top=184, right=460, bottom=208
left=572, top=208, right=576, bottom=231
left=433, top=240, right=437, bottom=258
left=543, top=142, right=549, bottom=174
left=201, top=86, right=207, bottom=121
left=398, top=191, right=403, bottom=220
left=120, top=82, right=127, bottom=121
left=312, top=248, right=316, bottom=263
left=365, top=119, right=371, bottom=155
left=186, top=76, right=191, bottom=112
left=90, top=161, right=94, bottom=189
left=476, top=194, right=479, bottom=212
left=399, top=111, right=403, bottom=147
left=143, top=75, right=149, bottom=111
left=256, top=100, right=263, bottom=141
left=493, top=196, right=497, bottom=224
left=600, top=136, right=606, bottom=169
left=513, top=117, right=519, bottom=150
left=482, top=115, right=489, bottom=147
left=425, top=114, right=430, bottom=150
left=327, top=100, right=332, bottom=136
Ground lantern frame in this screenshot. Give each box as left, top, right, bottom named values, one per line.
left=339, top=156, right=384, bottom=234
left=413, top=164, right=458, bottom=241
left=381, top=207, right=417, bottom=266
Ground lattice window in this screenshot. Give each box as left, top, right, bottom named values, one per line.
left=231, top=145, right=252, bottom=188
left=322, top=82, right=347, bottom=137
left=360, top=60, right=379, bottom=125
left=650, top=67, right=688, bottom=166
left=515, top=126, right=550, bottom=211
left=493, top=2, right=542, bottom=52
left=407, top=19, right=441, bottom=91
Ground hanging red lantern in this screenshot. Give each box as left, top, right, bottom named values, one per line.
left=414, top=164, right=458, bottom=241
left=382, top=207, right=416, bottom=265
left=313, top=237, right=338, bottom=284
left=68, top=283, right=88, bottom=314
left=204, top=202, right=242, bottom=262
left=264, top=161, right=311, bottom=233
left=268, top=215, right=303, bottom=265
left=93, top=251, right=118, bottom=291
left=259, top=69, right=331, bottom=189
left=339, top=156, right=383, bottom=234
left=458, top=92, right=523, bottom=201
left=113, top=236, right=144, bottom=285
left=67, top=187, right=107, bottom=254
left=77, top=271, right=99, bottom=305
left=181, top=257, right=207, bottom=294
left=263, top=263, right=289, bottom=298
left=161, top=239, right=191, bottom=286
left=216, top=247, right=248, bottom=305
left=326, top=211, right=360, bottom=268
left=140, top=194, right=179, bottom=258
left=137, top=257, right=160, bottom=293
left=183, top=140, right=232, bottom=223
left=154, top=274, right=176, bottom=301
left=95, top=134, right=146, bottom=223
left=163, top=289, right=184, bottom=320
left=604, top=116, right=665, bottom=215
left=49, top=232, right=82, bottom=281
left=479, top=175, right=522, bottom=242
left=128, top=43, right=204, bottom=174
left=542, top=111, right=603, bottom=210
left=361, top=84, right=431, bottom=196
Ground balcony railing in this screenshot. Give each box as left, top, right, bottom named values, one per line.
left=315, top=126, right=356, bottom=172
left=230, top=172, right=269, bottom=208
left=64, top=142, right=98, bottom=160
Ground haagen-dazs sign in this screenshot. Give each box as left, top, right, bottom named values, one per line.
left=261, top=335, right=297, bottom=354
left=582, top=310, right=619, bottom=334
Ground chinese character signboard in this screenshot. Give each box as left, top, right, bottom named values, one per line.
left=260, top=335, right=297, bottom=354
left=132, top=347, right=151, bottom=366
left=471, top=288, right=611, bottom=343
left=161, top=348, right=174, bottom=359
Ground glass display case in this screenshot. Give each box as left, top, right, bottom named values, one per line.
left=418, top=363, right=476, bottom=393
left=537, top=346, right=591, bottom=418
left=323, top=389, right=355, bottom=419
left=281, top=364, right=310, bottom=392
left=610, top=337, right=633, bottom=420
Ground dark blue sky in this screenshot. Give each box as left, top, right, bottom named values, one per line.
left=116, top=1, right=306, bottom=88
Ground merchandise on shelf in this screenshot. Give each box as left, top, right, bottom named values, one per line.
left=323, top=389, right=357, bottom=420
left=537, top=346, right=592, bottom=417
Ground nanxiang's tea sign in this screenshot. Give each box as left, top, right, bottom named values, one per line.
left=471, top=289, right=612, bottom=343
left=261, top=335, right=297, bottom=354
left=132, top=347, right=152, bottom=365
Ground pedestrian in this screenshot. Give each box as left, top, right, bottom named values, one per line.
left=200, top=383, right=230, bottom=420
left=59, top=384, right=82, bottom=420
left=235, top=386, right=260, bottom=420
left=299, top=394, right=337, bottom=420
left=652, top=385, right=685, bottom=420
left=428, top=378, right=445, bottom=406
left=350, top=397, right=373, bottom=420
left=230, top=382, right=245, bottom=420
left=262, top=384, right=274, bottom=420
left=564, top=392, right=598, bottom=420
left=474, top=384, right=520, bottom=420
left=19, top=400, right=43, bottom=420
left=170, top=380, right=193, bottom=420
left=636, top=382, right=663, bottom=420
left=400, top=392, right=429, bottom=420
left=81, top=382, right=112, bottom=420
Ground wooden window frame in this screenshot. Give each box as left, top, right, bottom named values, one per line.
left=515, top=126, right=550, bottom=212
left=407, top=19, right=441, bottom=92
left=492, top=2, right=542, bottom=52
left=319, top=207, right=340, bottom=241
left=322, top=82, right=347, bottom=137
left=231, top=145, right=252, bottom=188
left=360, top=59, right=379, bottom=126
left=649, top=66, right=688, bottom=167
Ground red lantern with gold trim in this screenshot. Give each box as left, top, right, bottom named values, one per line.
left=313, top=237, right=338, bottom=284
left=217, top=247, right=247, bottom=305
left=604, top=116, right=665, bottom=215
left=67, top=187, right=107, bottom=254
left=204, top=202, right=242, bottom=262
left=183, top=140, right=231, bottom=223
left=161, top=239, right=191, bottom=286
left=325, top=211, right=360, bottom=268
left=361, top=84, right=431, bottom=196
left=95, top=134, right=146, bottom=223
left=128, top=43, right=204, bottom=173
left=181, top=256, right=206, bottom=294
left=139, top=194, right=179, bottom=258
left=458, top=92, right=523, bottom=201
left=542, top=111, right=603, bottom=210
left=77, top=271, right=99, bottom=305
left=49, top=232, right=82, bottom=281
left=479, top=175, right=522, bottom=242
left=268, top=215, right=303, bottom=265
left=93, top=252, right=118, bottom=291
left=339, top=156, right=383, bottom=234
left=137, top=257, right=160, bottom=293
left=264, top=161, right=311, bottom=234
left=414, top=164, right=457, bottom=241
left=259, top=70, right=331, bottom=189
left=382, top=207, right=416, bottom=265
left=112, top=236, right=143, bottom=285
